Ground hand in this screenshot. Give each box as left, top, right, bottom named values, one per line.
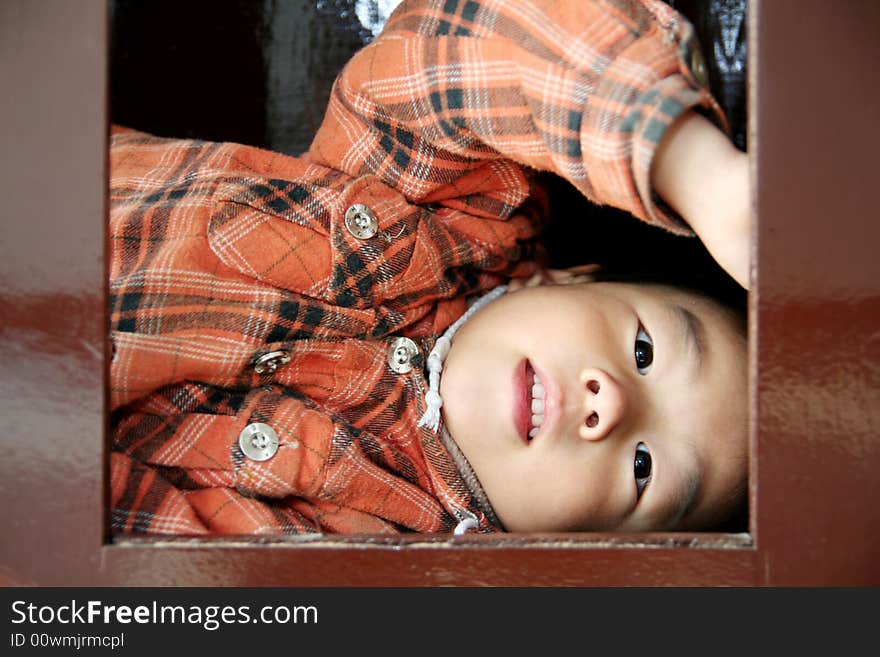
left=651, top=111, right=751, bottom=290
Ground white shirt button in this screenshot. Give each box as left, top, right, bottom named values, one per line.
left=252, top=349, right=291, bottom=374
left=387, top=337, right=419, bottom=374
left=238, top=422, right=279, bottom=462
left=344, top=203, right=379, bottom=239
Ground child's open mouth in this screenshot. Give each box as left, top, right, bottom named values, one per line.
left=515, top=359, right=546, bottom=445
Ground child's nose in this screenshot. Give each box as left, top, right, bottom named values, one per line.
left=577, top=368, right=628, bottom=441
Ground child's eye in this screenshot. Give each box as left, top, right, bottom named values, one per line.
left=634, top=324, right=654, bottom=375
left=634, top=442, right=652, bottom=498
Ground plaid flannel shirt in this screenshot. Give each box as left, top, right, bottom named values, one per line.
left=109, top=0, right=725, bottom=535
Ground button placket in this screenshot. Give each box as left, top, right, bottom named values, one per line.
left=344, top=202, right=406, bottom=244
left=238, top=422, right=280, bottom=462
left=252, top=349, right=292, bottom=375
left=344, top=203, right=379, bottom=240
left=387, top=337, right=419, bottom=374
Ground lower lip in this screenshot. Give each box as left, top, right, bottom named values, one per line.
left=513, top=359, right=534, bottom=445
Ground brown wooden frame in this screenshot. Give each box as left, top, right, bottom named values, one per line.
left=2, top=0, right=878, bottom=586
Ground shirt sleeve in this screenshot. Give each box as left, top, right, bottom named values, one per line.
left=307, top=0, right=727, bottom=234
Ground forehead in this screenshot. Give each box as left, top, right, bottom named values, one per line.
left=650, top=287, right=748, bottom=529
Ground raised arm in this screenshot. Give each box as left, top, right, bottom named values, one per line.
left=651, top=110, right=750, bottom=288
left=309, top=0, right=732, bottom=233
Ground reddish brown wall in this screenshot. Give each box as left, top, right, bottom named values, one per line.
left=0, top=0, right=108, bottom=585
left=751, top=0, right=880, bottom=584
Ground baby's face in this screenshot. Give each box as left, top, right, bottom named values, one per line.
left=440, top=280, right=748, bottom=532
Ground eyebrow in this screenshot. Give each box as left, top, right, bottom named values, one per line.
left=670, top=303, right=706, bottom=380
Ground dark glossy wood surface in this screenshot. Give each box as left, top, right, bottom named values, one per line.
left=1, top=0, right=877, bottom=586
left=751, top=0, right=880, bottom=584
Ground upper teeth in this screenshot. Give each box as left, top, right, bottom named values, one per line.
left=529, top=373, right=545, bottom=438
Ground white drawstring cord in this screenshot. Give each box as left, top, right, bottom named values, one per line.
left=417, top=285, right=508, bottom=432
left=453, top=516, right=479, bottom=535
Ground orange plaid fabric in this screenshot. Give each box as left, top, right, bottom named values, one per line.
left=109, top=0, right=724, bottom=535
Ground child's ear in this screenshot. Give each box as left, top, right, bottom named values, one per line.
left=508, top=264, right=600, bottom=291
